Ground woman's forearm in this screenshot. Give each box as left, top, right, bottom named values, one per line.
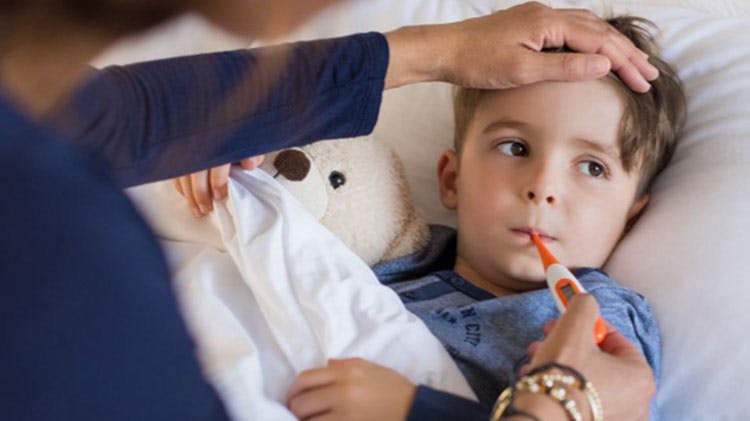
left=57, top=33, right=388, bottom=187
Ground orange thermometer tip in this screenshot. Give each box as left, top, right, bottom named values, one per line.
left=530, top=233, right=559, bottom=270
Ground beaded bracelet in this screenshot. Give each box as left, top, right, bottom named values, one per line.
left=490, top=362, right=603, bottom=421
left=526, top=363, right=603, bottom=421
left=491, top=374, right=582, bottom=421
left=583, top=378, right=603, bottom=421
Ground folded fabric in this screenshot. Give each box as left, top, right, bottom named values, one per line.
left=128, top=168, right=475, bottom=420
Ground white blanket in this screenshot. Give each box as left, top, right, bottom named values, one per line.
left=128, top=169, right=475, bottom=420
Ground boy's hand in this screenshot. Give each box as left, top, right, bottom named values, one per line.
left=286, top=358, right=416, bottom=421
left=172, top=156, right=264, bottom=217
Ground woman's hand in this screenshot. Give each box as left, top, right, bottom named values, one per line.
left=286, top=358, right=416, bottom=421
left=172, top=156, right=264, bottom=217
left=520, top=295, right=656, bottom=421
left=385, top=2, right=658, bottom=93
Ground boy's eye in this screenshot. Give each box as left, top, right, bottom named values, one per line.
left=497, top=140, right=528, bottom=157
left=578, top=161, right=608, bottom=178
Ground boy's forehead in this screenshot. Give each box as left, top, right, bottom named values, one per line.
left=478, top=78, right=623, bottom=109
left=470, top=80, right=626, bottom=138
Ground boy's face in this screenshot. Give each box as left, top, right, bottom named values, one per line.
left=439, top=80, right=648, bottom=296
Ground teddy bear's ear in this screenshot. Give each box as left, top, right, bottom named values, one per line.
left=259, top=147, right=329, bottom=220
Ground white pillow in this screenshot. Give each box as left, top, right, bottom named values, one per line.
left=98, top=1, right=750, bottom=418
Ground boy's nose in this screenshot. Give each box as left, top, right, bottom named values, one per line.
left=522, top=160, right=560, bottom=206
left=526, top=190, right=556, bottom=205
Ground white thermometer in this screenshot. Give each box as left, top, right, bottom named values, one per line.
left=531, top=233, right=607, bottom=344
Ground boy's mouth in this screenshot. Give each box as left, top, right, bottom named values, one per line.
left=511, top=227, right=556, bottom=242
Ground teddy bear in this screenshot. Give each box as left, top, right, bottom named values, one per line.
left=259, top=135, right=429, bottom=266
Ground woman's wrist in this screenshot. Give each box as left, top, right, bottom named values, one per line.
left=511, top=388, right=590, bottom=421
left=511, top=391, right=568, bottom=420
left=492, top=364, right=599, bottom=421
left=383, top=24, right=456, bottom=89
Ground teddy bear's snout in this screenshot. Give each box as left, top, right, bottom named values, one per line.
left=273, top=149, right=311, bottom=181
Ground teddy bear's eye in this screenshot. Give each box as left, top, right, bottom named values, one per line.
left=328, top=171, right=346, bottom=189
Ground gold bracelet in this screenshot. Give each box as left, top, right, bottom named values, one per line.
left=517, top=372, right=583, bottom=421
left=583, top=380, right=603, bottom=421
left=529, top=363, right=604, bottom=421
left=490, top=386, right=514, bottom=421
left=491, top=365, right=602, bottom=421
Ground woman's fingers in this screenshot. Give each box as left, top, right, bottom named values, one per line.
left=526, top=295, right=656, bottom=418
left=543, top=319, right=558, bottom=335
left=240, top=155, right=265, bottom=170
left=548, top=294, right=601, bottom=342
left=173, top=178, right=185, bottom=197
left=552, top=12, right=657, bottom=91
left=598, top=326, right=644, bottom=357
left=189, top=171, right=213, bottom=214
left=209, top=164, right=232, bottom=201
left=514, top=5, right=657, bottom=92
left=170, top=155, right=265, bottom=216
left=176, top=176, right=202, bottom=218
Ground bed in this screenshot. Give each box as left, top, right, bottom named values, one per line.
left=102, top=0, right=750, bottom=419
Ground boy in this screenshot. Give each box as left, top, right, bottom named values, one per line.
left=382, top=13, right=683, bottom=409
left=287, top=16, right=685, bottom=419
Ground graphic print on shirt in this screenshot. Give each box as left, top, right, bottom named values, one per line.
left=437, top=305, right=483, bottom=347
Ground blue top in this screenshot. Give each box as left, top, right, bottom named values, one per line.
left=375, top=225, right=661, bottom=420
left=0, top=33, right=387, bottom=420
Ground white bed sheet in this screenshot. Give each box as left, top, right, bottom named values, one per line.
left=128, top=171, right=475, bottom=420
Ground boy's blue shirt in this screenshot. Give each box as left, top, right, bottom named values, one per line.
left=375, top=224, right=661, bottom=419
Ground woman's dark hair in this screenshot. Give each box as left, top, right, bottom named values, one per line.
left=0, top=0, right=185, bottom=36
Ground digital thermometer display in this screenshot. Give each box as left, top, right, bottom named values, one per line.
left=555, top=279, right=582, bottom=306
left=560, top=283, right=576, bottom=300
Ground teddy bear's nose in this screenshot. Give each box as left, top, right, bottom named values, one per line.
left=273, top=149, right=311, bottom=181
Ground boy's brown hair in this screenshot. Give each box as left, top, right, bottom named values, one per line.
left=453, top=16, right=686, bottom=196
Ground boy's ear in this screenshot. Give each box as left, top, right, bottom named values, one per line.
left=624, top=194, right=650, bottom=234
left=437, top=149, right=459, bottom=209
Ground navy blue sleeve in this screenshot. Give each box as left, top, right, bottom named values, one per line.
left=0, top=118, right=229, bottom=420
left=408, top=386, right=490, bottom=421
left=53, top=32, right=388, bottom=187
